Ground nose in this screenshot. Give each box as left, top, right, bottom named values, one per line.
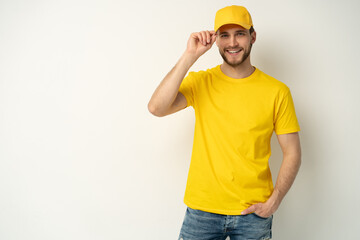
left=229, top=35, right=239, bottom=47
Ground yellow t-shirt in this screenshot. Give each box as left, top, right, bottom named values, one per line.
left=178, top=65, right=301, bottom=215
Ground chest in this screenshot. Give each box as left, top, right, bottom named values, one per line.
left=194, top=80, right=276, bottom=132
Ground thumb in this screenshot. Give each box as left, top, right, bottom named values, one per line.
left=210, top=33, right=217, bottom=44
left=204, top=34, right=217, bottom=49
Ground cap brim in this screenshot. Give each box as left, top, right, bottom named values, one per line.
left=215, top=22, right=252, bottom=32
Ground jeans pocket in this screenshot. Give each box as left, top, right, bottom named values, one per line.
left=252, top=212, right=272, bottom=220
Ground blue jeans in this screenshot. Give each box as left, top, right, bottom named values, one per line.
left=178, top=207, right=273, bottom=240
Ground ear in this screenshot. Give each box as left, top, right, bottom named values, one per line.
left=250, top=31, right=257, bottom=44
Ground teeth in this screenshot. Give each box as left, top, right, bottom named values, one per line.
left=228, top=49, right=241, bottom=53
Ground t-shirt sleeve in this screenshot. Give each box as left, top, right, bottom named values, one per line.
left=274, top=88, right=301, bottom=135
left=178, top=72, right=196, bottom=107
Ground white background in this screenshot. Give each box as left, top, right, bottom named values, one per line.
left=1, top=0, right=359, bottom=239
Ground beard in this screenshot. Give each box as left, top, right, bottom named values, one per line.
left=219, top=43, right=253, bottom=67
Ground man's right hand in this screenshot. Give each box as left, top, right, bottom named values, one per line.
left=185, top=30, right=217, bottom=59
left=148, top=31, right=216, bottom=117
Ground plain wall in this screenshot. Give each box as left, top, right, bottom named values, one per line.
left=1, top=0, right=359, bottom=239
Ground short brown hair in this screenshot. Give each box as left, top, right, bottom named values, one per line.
left=249, top=26, right=255, bottom=34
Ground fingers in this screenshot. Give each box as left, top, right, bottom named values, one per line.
left=194, top=30, right=216, bottom=46
left=186, top=30, right=217, bottom=56
left=241, top=204, right=258, bottom=215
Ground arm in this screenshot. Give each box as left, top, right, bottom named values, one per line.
left=241, top=132, right=302, bottom=217
left=147, top=30, right=217, bottom=117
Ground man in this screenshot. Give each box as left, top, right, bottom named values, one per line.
left=148, top=5, right=301, bottom=240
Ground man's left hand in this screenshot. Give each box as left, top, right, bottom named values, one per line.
left=240, top=201, right=276, bottom=218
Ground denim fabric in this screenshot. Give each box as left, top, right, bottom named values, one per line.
left=178, top=207, right=273, bottom=240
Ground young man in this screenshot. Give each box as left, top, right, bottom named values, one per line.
left=148, top=5, right=301, bottom=240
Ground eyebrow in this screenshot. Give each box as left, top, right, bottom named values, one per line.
left=219, top=30, right=247, bottom=34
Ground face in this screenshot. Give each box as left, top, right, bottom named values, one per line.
left=216, top=24, right=256, bottom=67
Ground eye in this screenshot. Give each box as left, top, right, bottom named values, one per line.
left=236, top=32, right=245, bottom=36
left=220, top=34, right=228, bottom=38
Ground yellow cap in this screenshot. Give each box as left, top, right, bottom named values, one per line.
left=214, top=5, right=253, bottom=32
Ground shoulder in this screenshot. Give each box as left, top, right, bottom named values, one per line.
left=256, top=69, right=290, bottom=95
left=189, top=66, right=217, bottom=76
left=186, top=66, right=218, bottom=81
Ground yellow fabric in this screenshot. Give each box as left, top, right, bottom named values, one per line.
left=178, top=65, right=300, bottom=215
left=214, top=5, right=253, bottom=32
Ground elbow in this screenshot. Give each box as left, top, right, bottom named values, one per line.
left=147, top=102, right=166, bottom=117
left=295, top=151, right=302, bottom=171
left=293, top=149, right=302, bottom=166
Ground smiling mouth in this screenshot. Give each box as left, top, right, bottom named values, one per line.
left=226, top=49, right=242, bottom=55
left=227, top=49, right=241, bottom=53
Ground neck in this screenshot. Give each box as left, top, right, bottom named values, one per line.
left=220, top=58, right=255, bottom=79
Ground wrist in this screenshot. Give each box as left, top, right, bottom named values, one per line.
left=181, top=50, right=199, bottom=65
left=267, top=189, right=282, bottom=211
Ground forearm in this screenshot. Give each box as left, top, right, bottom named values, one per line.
left=148, top=52, right=197, bottom=115
left=267, top=152, right=302, bottom=211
